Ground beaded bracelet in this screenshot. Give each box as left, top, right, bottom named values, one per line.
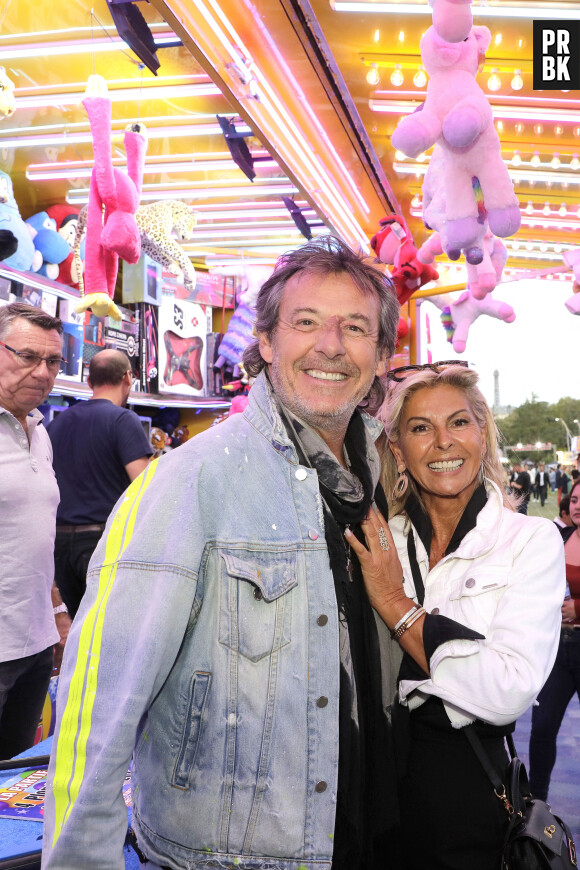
left=391, top=606, right=426, bottom=642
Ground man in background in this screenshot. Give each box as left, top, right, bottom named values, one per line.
left=511, top=462, right=531, bottom=515
left=47, top=349, right=153, bottom=618
left=535, top=462, right=550, bottom=507
left=553, top=495, right=573, bottom=529
left=0, top=302, right=70, bottom=757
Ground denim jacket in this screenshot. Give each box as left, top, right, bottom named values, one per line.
left=43, top=373, right=390, bottom=870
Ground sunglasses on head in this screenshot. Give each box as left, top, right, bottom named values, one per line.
left=386, top=360, right=470, bottom=383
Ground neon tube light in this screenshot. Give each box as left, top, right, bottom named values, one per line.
left=370, top=99, right=580, bottom=125
left=0, top=34, right=179, bottom=60
left=26, top=157, right=278, bottom=182
left=66, top=183, right=300, bottom=205
left=395, top=162, right=580, bottom=186
left=16, top=83, right=221, bottom=110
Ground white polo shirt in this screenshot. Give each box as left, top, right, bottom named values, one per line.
left=0, top=406, right=60, bottom=662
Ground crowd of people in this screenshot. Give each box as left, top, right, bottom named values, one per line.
left=0, top=237, right=578, bottom=870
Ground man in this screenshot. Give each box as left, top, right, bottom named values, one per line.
left=43, top=237, right=401, bottom=870
left=0, top=302, right=70, bottom=758
left=510, top=462, right=531, bottom=515
left=47, top=349, right=152, bottom=618
left=553, top=495, right=573, bottom=529
left=535, top=462, right=549, bottom=507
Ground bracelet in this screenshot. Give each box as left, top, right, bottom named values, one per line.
left=391, top=605, right=419, bottom=635
left=53, top=603, right=68, bottom=615
left=391, top=606, right=425, bottom=642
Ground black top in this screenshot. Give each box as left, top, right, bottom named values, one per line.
left=48, top=399, right=153, bottom=524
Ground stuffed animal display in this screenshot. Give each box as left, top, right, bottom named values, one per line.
left=0, top=68, right=16, bottom=121
left=0, top=229, right=17, bottom=261
left=0, top=170, right=39, bottom=272
left=25, top=212, right=71, bottom=281
left=392, top=25, right=521, bottom=255
left=76, top=74, right=147, bottom=320
left=370, top=214, right=438, bottom=304
left=428, top=0, right=473, bottom=43
left=135, top=200, right=197, bottom=292
left=46, top=204, right=84, bottom=289
left=563, top=249, right=580, bottom=315
left=418, top=226, right=507, bottom=300
left=212, top=265, right=273, bottom=375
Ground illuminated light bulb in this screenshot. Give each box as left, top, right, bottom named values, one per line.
left=574, top=126, right=580, bottom=138
left=525, top=201, right=534, bottom=215
left=390, top=65, right=404, bottom=87
left=547, top=273, right=554, bottom=280
left=413, top=67, right=427, bottom=88
left=398, top=30, right=405, bottom=42
left=515, top=122, right=525, bottom=135
left=540, top=242, right=548, bottom=252
left=366, top=64, right=380, bottom=86
left=394, top=150, right=406, bottom=161
left=373, top=29, right=380, bottom=43
left=487, top=69, right=501, bottom=91
left=416, top=152, right=427, bottom=162
left=559, top=204, right=567, bottom=216
left=534, top=124, right=543, bottom=136
left=530, top=152, right=541, bottom=167
left=512, top=241, right=520, bottom=251
left=562, top=181, right=569, bottom=189
left=494, top=32, right=502, bottom=45
left=511, top=151, right=522, bottom=166
left=529, top=180, right=535, bottom=187
left=511, top=70, right=523, bottom=90
left=554, top=125, right=564, bottom=136
left=526, top=242, right=534, bottom=251
left=496, top=120, right=504, bottom=133
left=554, top=244, right=562, bottom=253
left=543, top=203, right=551, bottom=216
left=577, top=206, right=580, bottom=216
left=518, top=38, right=525, bottom=48
left=411, top=195, right=420, bottom=208
left=551, top=154, right=561, bottom=169
left=571, top=154, right=580, bottom=170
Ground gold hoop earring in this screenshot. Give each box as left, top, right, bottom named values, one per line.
left=392, top=467, right=408, bottom=499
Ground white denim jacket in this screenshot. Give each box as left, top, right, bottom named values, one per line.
left=391, top=481, right=565, bottom=728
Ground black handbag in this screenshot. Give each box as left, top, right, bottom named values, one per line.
left=464, top=727, right=578, bottom=870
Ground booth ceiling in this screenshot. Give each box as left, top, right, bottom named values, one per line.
left=2, top=0, right=578, bottom=275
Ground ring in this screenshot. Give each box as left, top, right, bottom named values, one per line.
left=377, top=527, right=390, bottom=551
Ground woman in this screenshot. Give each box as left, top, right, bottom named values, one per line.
left=529, top=477, right=580, bottom=800
left=346, top=362, right=564, bottom=870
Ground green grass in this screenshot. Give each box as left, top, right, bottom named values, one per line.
left=526, top=489, right=561, bottom=521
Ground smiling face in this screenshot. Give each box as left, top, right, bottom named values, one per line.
left=0, top=318, right=62, bottom=425
left=390, top=383, right=486, bottom=510
left=258, top=270, right=386, bottom=450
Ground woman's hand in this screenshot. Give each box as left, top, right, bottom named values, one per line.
left=346, top=505, right=406, bottom=614
left=561, top=599, right=576, bottom=622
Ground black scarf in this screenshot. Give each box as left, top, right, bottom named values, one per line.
left=274, top=399, right=398, bottom=869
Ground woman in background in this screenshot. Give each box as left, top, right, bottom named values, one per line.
left=347, top=362, right=564, bottom=870
left=529, top=477, right=580, bottom=800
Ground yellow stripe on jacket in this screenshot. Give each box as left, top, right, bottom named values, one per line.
left=51, top=461, right=158, bottom=844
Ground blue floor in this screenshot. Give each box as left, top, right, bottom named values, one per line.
left=514, top=697, right=580, bottom=845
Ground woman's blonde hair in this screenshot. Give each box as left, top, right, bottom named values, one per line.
left=377, top=365, right=515, bottom=516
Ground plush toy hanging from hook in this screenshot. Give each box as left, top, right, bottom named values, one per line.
left=75, top=74, right=147, bottom=320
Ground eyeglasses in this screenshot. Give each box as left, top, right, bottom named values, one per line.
left=386, top=360, right=470, bottom=383
left=0, top=340, right=66, bottom=372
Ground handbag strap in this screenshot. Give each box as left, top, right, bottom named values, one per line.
left=406, top=530, right=425, bottom=606
left=464, top=725, right=522, bottom=818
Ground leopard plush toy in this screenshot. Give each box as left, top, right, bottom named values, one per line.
left=73, top=199, right=197, bottom=297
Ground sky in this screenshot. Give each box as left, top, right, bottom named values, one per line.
left=417, top=277, right=578, bottom=409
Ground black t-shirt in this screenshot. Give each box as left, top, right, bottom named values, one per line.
left=47, top=399, right=153, bottom=524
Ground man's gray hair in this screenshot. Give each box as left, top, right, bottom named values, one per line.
left=0, top=301, right=63, bottom=340
left=242, top=235, right=400, bottom=411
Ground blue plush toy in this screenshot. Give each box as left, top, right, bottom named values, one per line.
left=0, top=170, right=38, bottom=272
left=25, top=211, right=71, bottom=280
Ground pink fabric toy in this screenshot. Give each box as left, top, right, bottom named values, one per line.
left=418, top=227, right=507, bottom=300
left=563, top=249, right=580, bottom=314
left=392, top=25, right=520, bottom=255
left=76, top=75, right=147, bottom=320
left=448, top=289, right=515, bottom=353
left=428, top=0, right=473, bottom=43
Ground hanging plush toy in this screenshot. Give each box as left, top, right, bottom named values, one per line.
left=76, top=74, right=147, bottom=320
left=391, top=25, right=521, bottom=255
left=418, top=226, right=507, bottom=299
left=370, top=215, right=438, bottom=304
left=212, top=265, right=273, bottom=376
left=448, top=289, right=515, bottom=352
left=25, top=212, right=71, bottom=281
left=428, top=0, right=473, bottom=43
left=563, top=249, right=580, bottom=315
left=0, top=68, right=16, bottom=121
